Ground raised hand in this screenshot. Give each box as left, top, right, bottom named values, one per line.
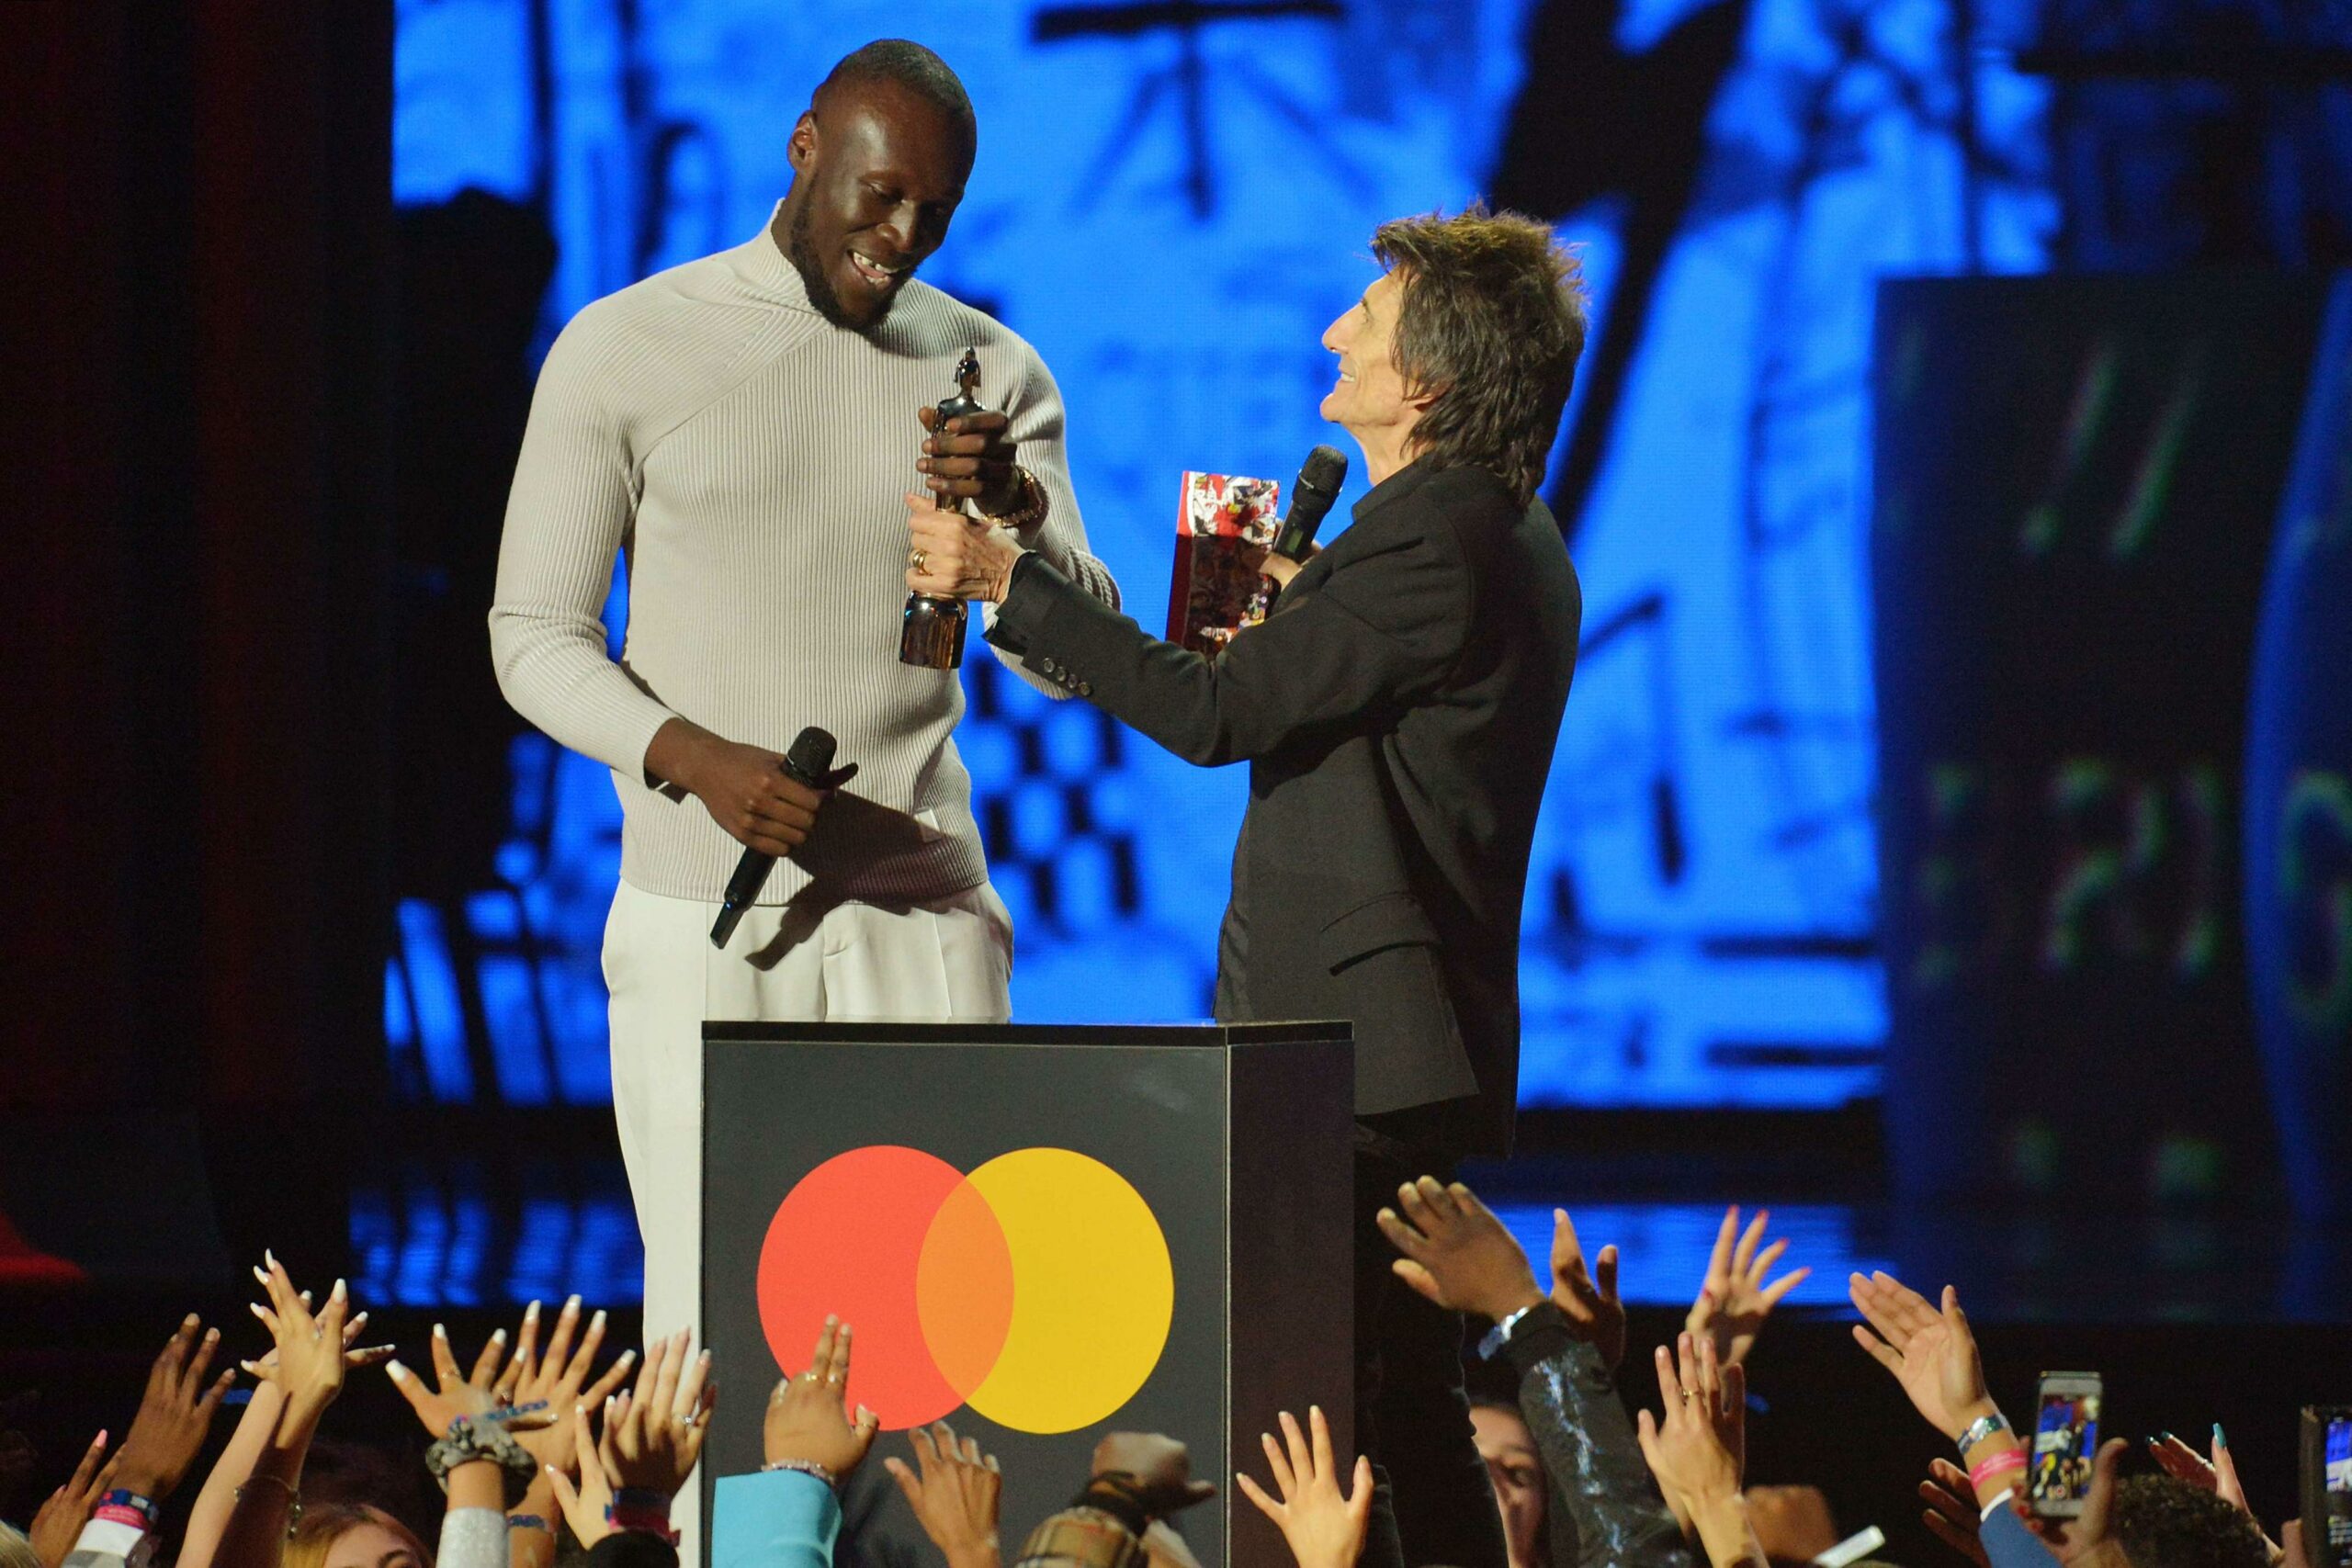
left=1546, top=1206, right=1626, bottom=1370
left=28, top=1432, right=116, bottom=1568
left=597, top=1331, right=713, bottom=1498
left=500, top=1298, right=637, bottom=1472
left=1376, top=1177, right=1547, bottom=1325
left=2148, top=1429, right=2277, bottom=1557
left=764, top=1316, right=878, bottom=1482
left=112, top=1314, right=236, bottom=1500
left=1636, top=1334, right=1758, bottom=1568
left=384, top=1321, right=528, bottom=1438
left=1688, top=1208, right=1809, bottom=1368
left=1920, top=1458, right=1991, bottom=1567
left=1090, top=1433, right=1216, bottom=1518
left=1233, top=1407, right=1374, bottom=1568
left=1848, top=1272, right=1996, bottom=1441
left=1645, top=1331, right=1746, bottom=1491
left=883, top=1422, right=1002, bottom=1568
left=547, top=1405, right=615, bottom=1549
left=243, top=1256, right=351, bottom=1425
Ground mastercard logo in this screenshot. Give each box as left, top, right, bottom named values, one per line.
left=754, top=1145, right=1173, bottom=1434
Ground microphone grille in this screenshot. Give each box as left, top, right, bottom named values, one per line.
left=785, top=726, right=838, bottom=778
left=1301, top=445, right=1349, bottom=493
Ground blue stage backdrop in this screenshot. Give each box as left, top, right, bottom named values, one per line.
left=384, top=0, right=2054, bottom=1128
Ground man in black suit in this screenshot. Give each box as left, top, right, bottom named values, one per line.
left=903, top=205, right=1586, bottom=1568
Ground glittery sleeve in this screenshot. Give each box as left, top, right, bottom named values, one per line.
left=1505, top=1314, right=1700, bottom=1568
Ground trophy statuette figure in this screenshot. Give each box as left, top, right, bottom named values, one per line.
left=900, top=348, right=985, bottom=669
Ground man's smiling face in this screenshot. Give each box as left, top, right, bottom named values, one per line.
left=780, top=80, right=971, bottom=330
left=1319, top=269, right=1420, bottom=446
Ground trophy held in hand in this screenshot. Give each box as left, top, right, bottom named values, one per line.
left=900, top=348, right=984, bottom=669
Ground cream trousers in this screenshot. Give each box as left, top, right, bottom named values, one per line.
left=600, top=876, right=1013, bottom=1562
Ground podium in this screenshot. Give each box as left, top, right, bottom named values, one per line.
left=701, top=1021, right=1355, bottom=1568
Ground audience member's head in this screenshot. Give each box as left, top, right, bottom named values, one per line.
left=1468, top=1397, right=1545, bottom=1568
left=284, top=1503, right=431, bottom=1568
left=2110, top=1475, right=2270, bottom=1568
left=0, top=1521, right=40, bottom=1568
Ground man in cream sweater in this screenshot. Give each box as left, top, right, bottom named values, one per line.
left=490, top=40, right=1117, bottom=1366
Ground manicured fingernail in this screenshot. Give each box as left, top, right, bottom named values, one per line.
left=95, top=1429, right=107, bottom=1447
left=203, top=1327, right=219, bottom=1342
left=2154, top=1431, right=2175, bottom=1445
left=616, top=1349, right=634, bottom=1365
left=351, top=1313, right=369, bottom=1328
left=492, top=1329, right=508, bottom=1346
left=387, top=1359, right=409, bottom=1379
left=249, top=1303, right=267, bottom=1320
left=526, top=1301, right=541, bottom=1321
left=331, top=1279, right=346, bottom=1302
left=593, top=1311, right=608, bottom=1330
left=253, top=1265, right=269, bottom=1285
left=565, top=1295, right=582, bottom=1313
left=825, top=1314, right=839, bottom=1326
left=2213, top=1423, right=2227, bottom=1449
left=264, top=1248, right=277, bottom=1268
left=435, top=1322, right=447, bottom=1339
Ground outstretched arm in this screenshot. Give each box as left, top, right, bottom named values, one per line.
left=908, top=499, right=1469, bottom=768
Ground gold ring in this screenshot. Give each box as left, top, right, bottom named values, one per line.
left=910, top=548, right=930, bottom=574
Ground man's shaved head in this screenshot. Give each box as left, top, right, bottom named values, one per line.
left=812, top=39, right=976, bottom=162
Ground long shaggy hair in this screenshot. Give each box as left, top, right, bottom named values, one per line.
left=1372, top=203, right=1589, bottom=508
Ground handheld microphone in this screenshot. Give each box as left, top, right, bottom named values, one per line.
left=708, top=726, right=849, bottom=950
left=1271, top=445, right=1349, bottom=560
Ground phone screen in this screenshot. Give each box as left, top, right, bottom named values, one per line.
left=2030, top=1384, right=2102, bottom=1511
left=2325, top=1415, right=2352, bottom=1561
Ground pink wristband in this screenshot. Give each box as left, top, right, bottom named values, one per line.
left=1969, top=1451, right=2027, bottom=1490
left=94, top=1505, right=153, bottom=1530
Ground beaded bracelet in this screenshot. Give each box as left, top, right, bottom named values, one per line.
left=761, top=1459, right=839, bottom=1488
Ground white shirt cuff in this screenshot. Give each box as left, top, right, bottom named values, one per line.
left=73, top=1517, right=149, bottom=1558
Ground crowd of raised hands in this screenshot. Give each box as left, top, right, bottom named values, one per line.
left=0, top=1193, right=2296, bottom=1568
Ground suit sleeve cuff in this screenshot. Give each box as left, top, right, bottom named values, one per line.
left=989, top=552, right=1070, bottom=655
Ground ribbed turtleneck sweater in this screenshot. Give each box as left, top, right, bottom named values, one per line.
left=489, top=207, right=1119, bottom=906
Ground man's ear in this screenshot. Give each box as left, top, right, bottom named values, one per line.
left=786, top=111, right=819, bottom=172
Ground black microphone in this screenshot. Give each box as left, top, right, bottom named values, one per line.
left=708, top=727, right=850, bottom=950
left=1272, top=445, right=1349, bottom=560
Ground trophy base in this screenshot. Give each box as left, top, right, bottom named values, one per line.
left=899, top=594, right=968, bottom=669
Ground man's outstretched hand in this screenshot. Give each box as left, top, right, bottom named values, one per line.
left=1376, top=1178, right=1546, bottom=1325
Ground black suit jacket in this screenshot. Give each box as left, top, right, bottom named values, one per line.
left=988, top=458, right=1580, bottom=1156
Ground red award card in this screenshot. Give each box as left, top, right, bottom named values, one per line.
left=1166, top=471, right=1281, bottom=657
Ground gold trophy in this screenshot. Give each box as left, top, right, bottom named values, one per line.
left=899, top=348, right=983, bottom=669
